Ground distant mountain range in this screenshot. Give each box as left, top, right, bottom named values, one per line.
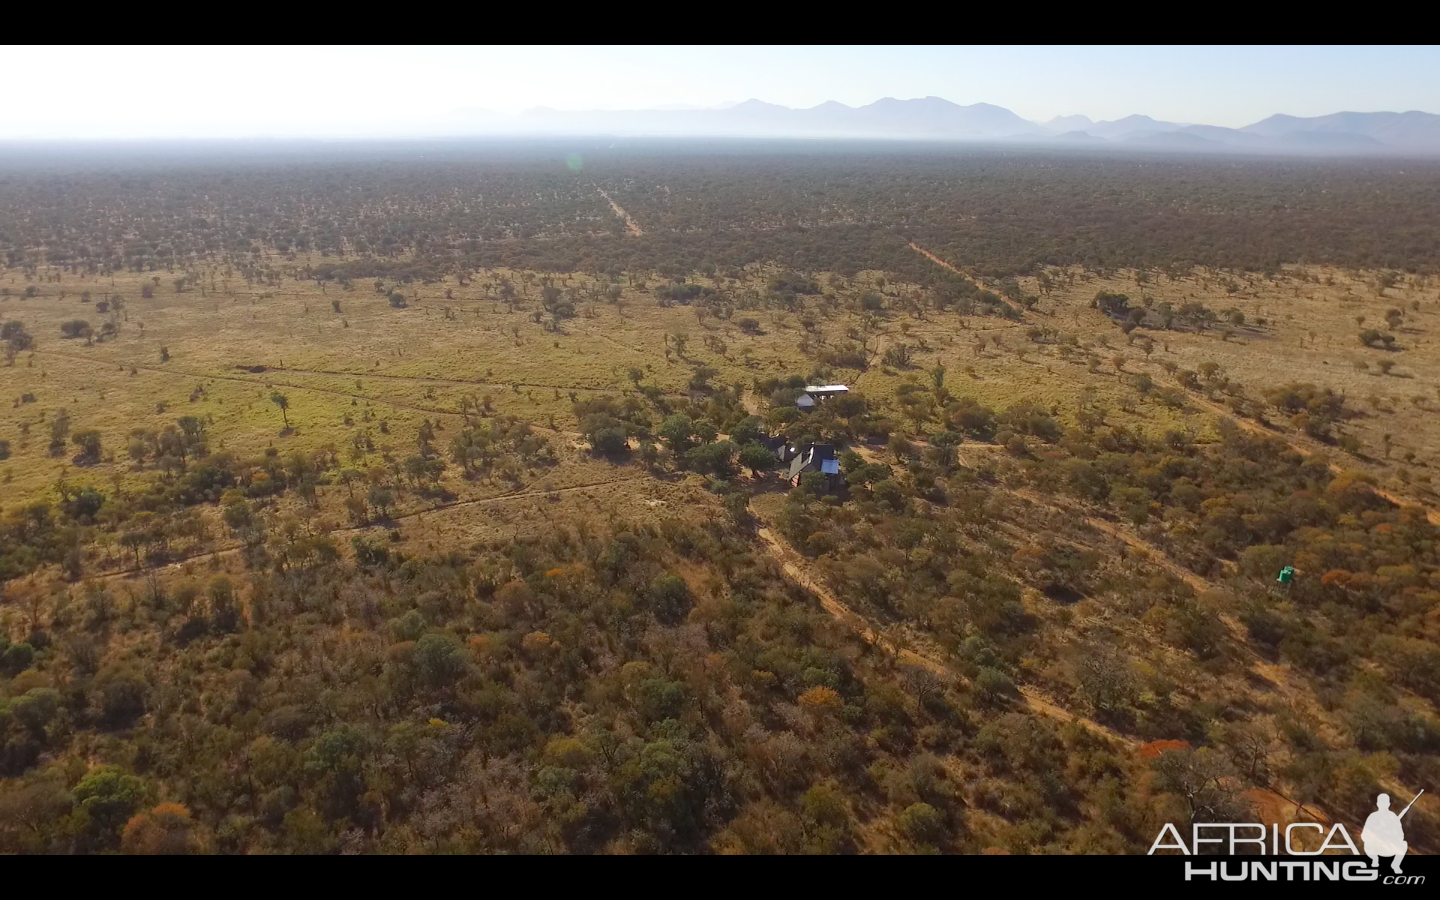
left=430, top=98, right=1440, bottom=155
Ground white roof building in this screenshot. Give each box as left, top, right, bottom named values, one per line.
left=797, top=383, right=848, bottom=409
left=804, top=385, right=850, bottom=395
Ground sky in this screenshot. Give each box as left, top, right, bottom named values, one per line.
left=5, top=45, right=1440, bottom=139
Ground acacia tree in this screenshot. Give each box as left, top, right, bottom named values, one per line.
left=72, top=430, right=104, bottom=465
left=270, top=392, right=290, bottom=429
left=2, top=320, right=33, bottom=365
left=1152, top=746, right=1251, bottom=825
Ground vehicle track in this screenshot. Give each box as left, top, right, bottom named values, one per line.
left=1007, top=485, right=1354, bottom=754
left=91, top=475, right=653, bottom=581
left=597, top=188, right=643, bottom=236
left=912, top=240, right=1440, bottom=526
left=32, top=349, right=591, bottom=436
left=908, top=241, right=995, bottom=292
left=1014, top=487, right=1214, bottom=595
left=754, top=524, right=1131, bottom=745
left=250, top=364, right=686, bottom=399
left=34, top=349, right=464, bottom=419
left=1180, top=383, right=1440, bottom=525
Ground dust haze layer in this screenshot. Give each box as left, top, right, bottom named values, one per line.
left=415, top=98, right=1440, bottom=156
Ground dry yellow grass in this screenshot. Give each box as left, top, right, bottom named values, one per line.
left=2, top=258, right=1435, bottom=510
left=1027, top=265, right=1440, bottom=500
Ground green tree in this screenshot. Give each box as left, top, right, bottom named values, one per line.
left=366, top=486, right=394, bottom=517
left=646, top=574, right=694, bottom=625
left=412, top=632, right=469, bottom=691
left=269, top=392, right=290, bottom=429
left=71, top=429, right=103, bottom=465
left=683, top=439, right=737, bottom=476
left=305, top=726, right=371, bottom=822
left=729, top=416, right=766, bottom=446
left=658, top=414, right=695, bottom=452
left=97, top=668, right=147, bottom=728
left=739, top=442, right=775, bottom=476
left=73, top=767, right=147, bottom=851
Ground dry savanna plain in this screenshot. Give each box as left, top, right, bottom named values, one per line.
left=6, top=260, right=1438, bottom=522
left=2, top=146, right=1439, bottom=855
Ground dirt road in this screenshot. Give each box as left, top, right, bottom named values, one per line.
left=1184, top=385, right=1440, bottom=525
left=754, top=523, right=1131, bottom=744
left=909, top=242, right=995, bottom=293
left=597, top=189, right=643, bottom=236
left=92, top=475, right=653, bottom=582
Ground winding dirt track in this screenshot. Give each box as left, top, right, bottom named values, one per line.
left=754, top=524, right=1131, bottom=744
left=844, top=439, right=1370, bottom=757
left=92, top=475, right=652, bottom=582
left=757, top=526, right=941, bottom=674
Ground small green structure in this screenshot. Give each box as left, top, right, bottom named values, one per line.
left=1276, top=566, right=1296, bottom=585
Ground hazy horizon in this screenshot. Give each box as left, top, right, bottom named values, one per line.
left=5, top=45, right=1440, bottom=140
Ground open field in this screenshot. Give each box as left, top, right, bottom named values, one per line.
left=7, top=254, right=1437, bottom=508
left=1037, top=265, right=1440, bottom=484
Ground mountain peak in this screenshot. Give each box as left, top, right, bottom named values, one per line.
left=1240, top=110, right=1440, bottom=147
left=728, top=98, right=790, bottom=112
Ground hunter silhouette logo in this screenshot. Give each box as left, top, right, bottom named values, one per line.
left=1363, top=791, right=1422, bottom=874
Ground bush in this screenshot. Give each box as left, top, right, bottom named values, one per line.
left=974, top=667, right=1016, bottom=704
left=2, top=642, right=35, bottom=675
left=820, top=345, right=869, bottom=370
left=882, top=345, right=913, bottom=368
left=999, top=401, right=1062, bottom=443
left=412, top=632, right=469, bottom=690
left=99, top=673, right=147, bottom=729
left=72, top=429, right=103, bottom=464
left=945, top=397, right=996, bottom=440
left=590, top=426, right=629, bottom=456
left=646, top=574, right=694, bottom=625
left=1092, top=291, right=1131, bottom=318
left=74, top=766, right=148, bottom=851
left=897, top=802, right=945, bottom=845
left=1359, top=329, right=1396, bottom=349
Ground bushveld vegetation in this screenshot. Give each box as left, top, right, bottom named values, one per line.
left=1, top=143, right=1438, bottom=854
